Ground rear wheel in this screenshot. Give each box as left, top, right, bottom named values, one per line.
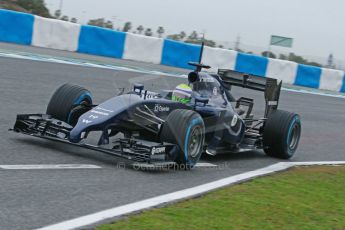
left=263, top=110, right=301, bottom=159
left=46, top=84, right=92, bottom=126
left=160, top=109, right=205, bottom=169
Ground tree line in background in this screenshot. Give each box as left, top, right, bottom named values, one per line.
left=0, top=0, right=51, bottom=17
left=0, top=0, right=324, bottom=68
left=262, top=51, right=322, bottom=67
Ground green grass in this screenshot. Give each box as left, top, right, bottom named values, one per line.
left=97, top=166, right=345, bottom=230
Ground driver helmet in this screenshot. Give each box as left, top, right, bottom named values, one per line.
left=172, top=84, right=192, bottom=104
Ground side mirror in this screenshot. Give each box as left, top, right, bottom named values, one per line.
left=188, top=71, right=199, bottom=83
left=133, top=83, right=144, bottom=95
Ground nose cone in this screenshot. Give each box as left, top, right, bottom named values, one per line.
left=67, top=94, right=143, bottom=143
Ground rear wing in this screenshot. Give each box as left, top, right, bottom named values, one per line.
left=217, top=69, right=282, bottom=117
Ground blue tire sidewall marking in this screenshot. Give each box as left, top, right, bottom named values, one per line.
left=184, top=117, right=203, bottom=165
left=74, top=92, right=92, bottom=105
left=67, top=92, right=92, bottom=124
left=286, top=116, right=300, bottom=155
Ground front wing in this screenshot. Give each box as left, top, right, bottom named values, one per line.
left=10, top=114, right=176, bottom=166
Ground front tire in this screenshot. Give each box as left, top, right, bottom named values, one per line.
left=263, top=110, right=301, bottom=159
left=160, top=109, right=205, bottom=169
left=46, top=84, right=92, bottom=126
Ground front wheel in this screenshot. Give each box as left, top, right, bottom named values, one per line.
left=263, top=110, right=301, bottom=159
left=46, top=84, right=92, bottom=126
left=160, top=109, right=205, bottom=169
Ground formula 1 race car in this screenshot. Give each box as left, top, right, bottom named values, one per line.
left=10, top=62, right=301, bottom=169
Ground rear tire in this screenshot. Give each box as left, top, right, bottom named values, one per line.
left=263, top=110, right=301, bottom=159
left=160, top=109, right=205, bottom=169
left=46, top=84, right=92, bottom=126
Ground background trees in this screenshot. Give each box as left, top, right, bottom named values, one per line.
left=156, top=26, right=165, bottom=38
left=144, top=28, right=153, bottom=36
left=70, top=17, right=77, bottom=23
left=16, top=0, right=51, bottom=17
left=123, top=22, right=132, bottom=32
left=137, top=25, right=144, bottom=34
left=87, top=18, right=114, bottom=29
left=261, top=51, right=277, bottom=59
left=0, top=0, right=51, bottom=17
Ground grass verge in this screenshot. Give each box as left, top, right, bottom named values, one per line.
left=97, top=166, right=345, bottom=230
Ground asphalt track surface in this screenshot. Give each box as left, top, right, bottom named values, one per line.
left=1, top=43, right=345, bottom=230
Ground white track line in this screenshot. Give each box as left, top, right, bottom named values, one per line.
left=36, top=161, right=345, bottom=230
left=0, top=164, right=101, bottom=170
left=195, top=162, right=218, bottom=167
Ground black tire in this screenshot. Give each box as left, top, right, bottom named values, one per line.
left=263, top=110, right=301, bottom=159
left=46, top=84, right=92, bottom=126
left=160, top=109, right=205, bottom=169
